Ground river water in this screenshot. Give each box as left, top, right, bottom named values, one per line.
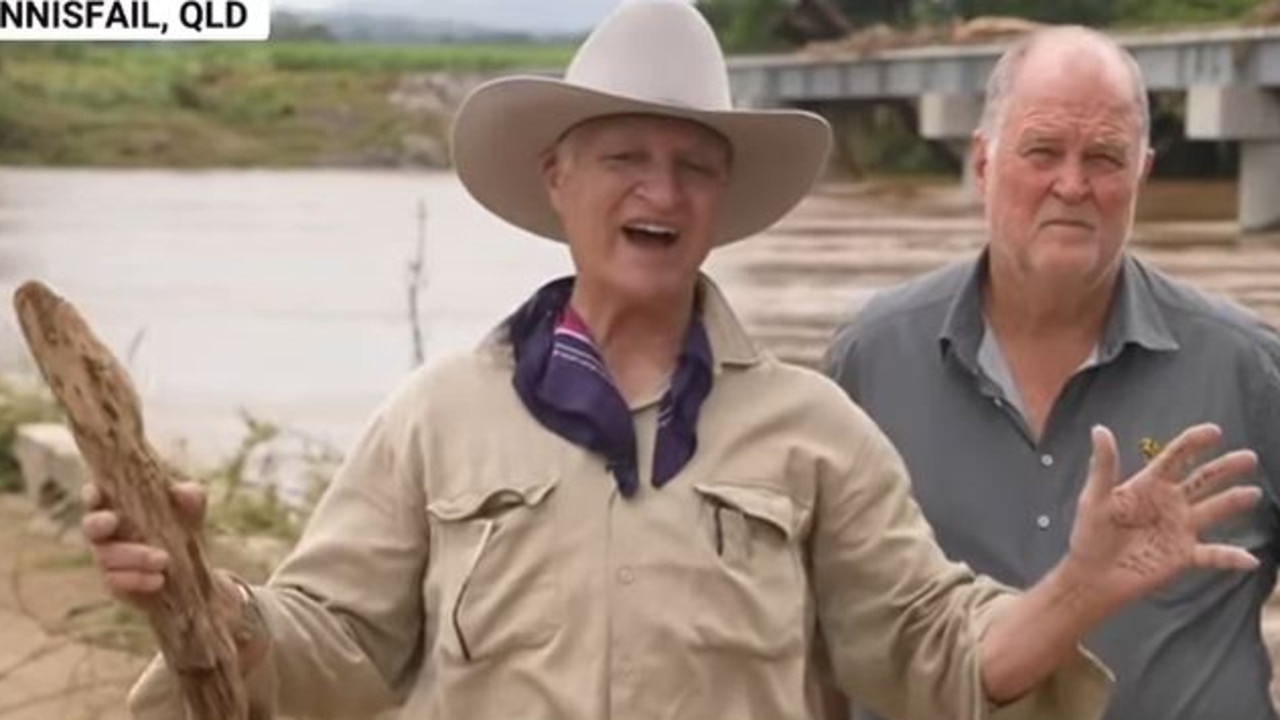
left=0, top=168, right=578, bottom=460
left=2, top=167, right=1275, bottom=473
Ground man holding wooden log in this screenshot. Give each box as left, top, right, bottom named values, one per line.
left=78, top=3, right=1263, bottom=719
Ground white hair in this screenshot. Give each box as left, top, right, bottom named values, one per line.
left=979, top=26, right=1150, bottom=156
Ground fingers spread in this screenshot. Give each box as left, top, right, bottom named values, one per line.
left=1147, top=423, right=1222, bottom=483
left=1083, top=425, right=1121, bottom=504
left=1192, top=543, right=1261, bottom=572
left=1182, top=450, right=1258, bottom=502
left=1191, top=485, right=1263, bottom=534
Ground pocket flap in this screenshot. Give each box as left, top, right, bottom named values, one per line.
left=428, top=479, right=558, bottom=522
left=693, top=483, right=795, bottom=540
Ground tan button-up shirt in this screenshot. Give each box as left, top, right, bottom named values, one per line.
left=128, top=276, right=1109, bottom=720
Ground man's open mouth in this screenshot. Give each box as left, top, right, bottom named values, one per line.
left=622, top=221, right=680, bottom=247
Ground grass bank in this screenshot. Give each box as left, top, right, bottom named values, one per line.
left=0, top=41, right=573, bottom=167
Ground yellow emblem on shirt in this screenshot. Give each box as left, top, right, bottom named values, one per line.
left=1139, top=437, right=1163, bottom=463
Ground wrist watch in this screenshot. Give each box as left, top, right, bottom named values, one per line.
left=227, top=577, right=268, bottom=649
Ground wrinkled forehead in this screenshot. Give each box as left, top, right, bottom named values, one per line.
left=1003, top=41, right=1143, bottom=138
left=556, top=113, right=732, bottom=156
left=1004, top=86, right=1139, bottom=135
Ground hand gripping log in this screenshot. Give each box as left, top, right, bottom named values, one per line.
left=13, top=280, right=250, bottom=720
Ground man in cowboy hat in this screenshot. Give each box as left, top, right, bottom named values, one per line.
left=85, top=3, right=1261, bottom=719
left=826, top=26, right=1280, bottom=720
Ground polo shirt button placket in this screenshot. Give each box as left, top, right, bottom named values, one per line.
left=1036, top=452, right=1055, bottom=533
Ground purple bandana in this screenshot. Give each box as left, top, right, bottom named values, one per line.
left=507, top=277, right=713, bottom=497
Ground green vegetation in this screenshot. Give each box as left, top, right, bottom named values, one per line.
left=702, top=0, right=1267, bottom=52
left=0, top=1, right=1266, bottom=167
left=202, top=412, right=340, bottom=544
left=0, top=377, right=63, bottom=492
left=0, top=377, right=341, bottom=659
left=0, top=41, right=572, bottom=166
left=698, top=0, right=1262, bottom=176
left=0, top=369, right=337, bottom=544
left=266, top=41, right=573, bottom=72
left=1110, top=0, right=1262, bottom=27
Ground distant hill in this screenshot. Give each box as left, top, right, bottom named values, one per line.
left=279, top=0, right=604, bottom=43
left=322, top=12, right=538, bottom=43
left=329, top=0, right=610, bottom=34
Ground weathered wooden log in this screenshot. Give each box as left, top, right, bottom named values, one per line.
left=13, top=280, right=249, bottom=720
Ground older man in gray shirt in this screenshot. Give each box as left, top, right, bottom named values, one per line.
left=827, top=26, right=1280, bottom=720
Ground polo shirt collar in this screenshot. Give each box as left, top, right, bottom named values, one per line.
left=939, top=251, right=1179, bottom=373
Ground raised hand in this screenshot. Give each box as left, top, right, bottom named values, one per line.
left=1066, top=423, right=1261, bottom=611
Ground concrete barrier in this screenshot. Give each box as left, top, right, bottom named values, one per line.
left=11, top=423, right=85, bottom=514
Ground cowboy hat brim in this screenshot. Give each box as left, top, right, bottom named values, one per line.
left=451, top=75, right=832, bottom=246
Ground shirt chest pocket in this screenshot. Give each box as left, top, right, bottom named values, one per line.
left=690, top=483, right=806, bottom=659
left=426, top=479, right=562, bottom=662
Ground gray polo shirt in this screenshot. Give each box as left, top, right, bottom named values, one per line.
left=827, top=253, right=1280, bottom=720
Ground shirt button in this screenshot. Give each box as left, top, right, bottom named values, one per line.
left=993, top=397, right=1003, bottom=408
left=617, top=567, right=635, bottom=585
left=1040, top=453, right=1054, bottom=468
left=1036, top=515, right=1051, bottom=530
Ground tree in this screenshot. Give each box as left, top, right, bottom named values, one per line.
left=699, top=0, right=789, bottom=52
left=270, top=11, right=334, bottom=41
left=1112, top=0, right=1258, bottom=26
left=831, top=0, right=913, bottom=27
left=699, top=0, right=1263, bottom=54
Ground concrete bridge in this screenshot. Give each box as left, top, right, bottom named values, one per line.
left=727, top=26, right=1280, bottom=232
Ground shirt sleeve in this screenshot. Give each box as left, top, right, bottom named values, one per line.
left=822, top=314, right=862, bottom=400
left=810, top=402, right=1112, bottom=720
left=127, top=407, right=430, bottom=720
left=1245, top=327, right=1280, bottom=511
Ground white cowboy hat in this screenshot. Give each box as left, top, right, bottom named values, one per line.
left=450, top=0, right=832, bottom=245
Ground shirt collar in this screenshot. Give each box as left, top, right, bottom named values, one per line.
left=1097, top=254, right=1180, bottom=361
left=939, top=251, right=1179, bottom=371
left=697, top=273, right=761, bottom=371
left=481, top=273, right=763, bottom=373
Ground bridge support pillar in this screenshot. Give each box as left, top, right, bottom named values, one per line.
left=1186, top=85, right=1280, bottom=233
left=1240, top=142, right=1280, bottom=233
left=919, top=92, right=983, bottom=200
